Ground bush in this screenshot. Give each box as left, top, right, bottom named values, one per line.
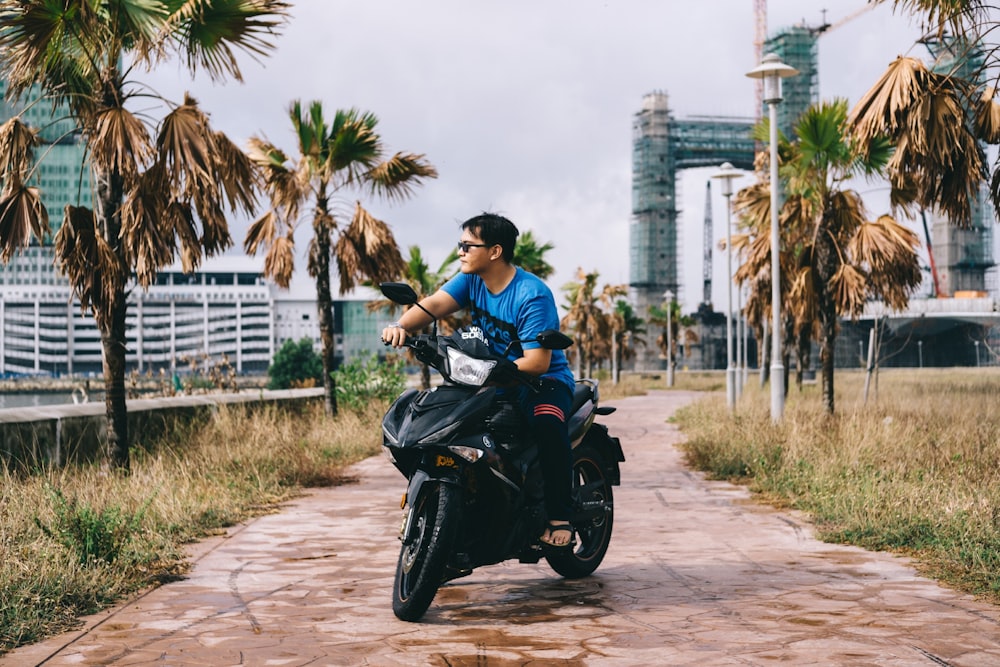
left=268, top=338, right=324, bottom=389
left=333, top=353, right=406, bottom=410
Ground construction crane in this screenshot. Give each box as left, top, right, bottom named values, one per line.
left=809, top=5, right=876, bottom=37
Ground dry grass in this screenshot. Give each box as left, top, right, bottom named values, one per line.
left=0, top=400, right=386, bottom=653
left=673, top=368, right=1000, bottom=603
left=597, top=370, right=725, bottom=399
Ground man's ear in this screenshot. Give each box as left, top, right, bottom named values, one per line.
left=490, top=246, right=502, bottom=261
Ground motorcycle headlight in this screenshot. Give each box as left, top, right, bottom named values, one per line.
left=446, top=348, right=496, bottom=386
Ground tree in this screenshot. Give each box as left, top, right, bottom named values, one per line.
left=608, top=299, right=645, bottom=384
left=853, top=4, right=1000, bottom=224
left=560, top=269, right=626, bottom=377
left=268, top=338, right=324, bottom=389
left=0, top=0, right=290, bottom=470
left=246, top=102, right=437, bottom=416
left=513, top=230, right=555, bottom=279
left=734, top=100, right=922, bottom=414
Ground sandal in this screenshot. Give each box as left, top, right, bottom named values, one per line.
left=539, top=521, right=575, bottom=549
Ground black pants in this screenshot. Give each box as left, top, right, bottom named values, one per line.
left=518, top=380, right=574, bottom=522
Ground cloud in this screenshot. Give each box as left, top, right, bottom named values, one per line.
left=141, top=0, right=932, bottom=311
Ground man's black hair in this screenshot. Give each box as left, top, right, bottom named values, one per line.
left=461, top=212, right=519, bottom=263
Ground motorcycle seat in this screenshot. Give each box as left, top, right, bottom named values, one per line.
left=570, top=382, right=594, bottom=416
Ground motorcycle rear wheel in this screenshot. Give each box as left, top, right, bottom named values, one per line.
left=392, top=482, right=460, bottom=621
left=545, top=443, right=614, bottom=578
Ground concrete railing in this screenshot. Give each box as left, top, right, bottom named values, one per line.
left=0, top=388, right=325, bottom=470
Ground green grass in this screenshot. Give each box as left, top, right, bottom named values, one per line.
left=0, top=399, right=386, bottom=654
left=673, top=368, right=1000, bottom=602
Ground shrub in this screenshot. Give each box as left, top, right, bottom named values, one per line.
left=333, top=353, right=406, bottom=410
left=268, top=338, right=324, bottom=389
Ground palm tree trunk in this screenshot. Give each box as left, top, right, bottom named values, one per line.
left=100, top=295, right=129, bottom=470
left=783, top=314, right=795, bottom=398
left=795, top=325, right=811, bottom=391
left=759, top=322, right=770, bottom=386
left=815, top=220, right=839, bottom=415
left=94, top=165, right=130, bottom=471
left=313, top=219, right=338, bottom=416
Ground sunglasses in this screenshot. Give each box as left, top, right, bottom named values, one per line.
left=457, top=241, right=490, bottom=252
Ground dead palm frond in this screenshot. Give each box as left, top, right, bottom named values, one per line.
left=91, top=104, right=154, bottom=181
left=0, top=184, right=48, bottom=260
left=829, top=263, right=868, bottom=319
left=333, top=203, right=407, bottom=293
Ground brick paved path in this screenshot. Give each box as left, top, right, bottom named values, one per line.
left=6, top=391, right=1000, bottom=666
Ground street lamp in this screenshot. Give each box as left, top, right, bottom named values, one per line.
left=746, top=52, right=798, bottom=422
left=663, top=289, right=675, bottom=387
left=712, top=162, right=741, bottom=411
left=974, top=340, right=981, bottom=367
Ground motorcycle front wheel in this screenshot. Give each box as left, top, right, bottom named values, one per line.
left=392, top=481, right=460, bottom=621
left=545, top=443, right=614, bottom=578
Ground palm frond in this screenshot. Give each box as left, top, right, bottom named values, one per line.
left=826, top=190, right=867, bottom=239
left=0, top=117, right=40, bottom=182
left=974, top=86, right=1000, bottom=142
left=169, top=0, right=291, bottom=82
left=788, top=266, right=818, bottom=333
left=244, top=210, right=279, bottom=256
left=0, top=184, right=49, bottom=260
left=829, top=263, right=868, bottom=319
left=732, top=182, right=772, bottom=236
left=333, top=203, right=406, bottom=293
left=157, top=95, right=214, bottom=198
left=849, top=56, right=931, bottom=144
left=212, top=130, right=257, bottom=215
left=263, top=232, right=295, bottom=288
left=120, top=167, right=173, bottom=287
left=54, top=206, right=124, bottom=322
left=366, top=152, right=438, bottom=202
left=90, top=104, right=153, bottom=180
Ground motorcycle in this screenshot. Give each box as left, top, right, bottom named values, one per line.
left=379, top=282, right=625, bottom=621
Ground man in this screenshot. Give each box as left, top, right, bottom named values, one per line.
left=381, top=212, right=575, bottom=548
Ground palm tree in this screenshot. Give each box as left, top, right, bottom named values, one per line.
left=245, top=102, right=437, bottom=415
left=647, top=302, right=695, bottom=372
left=608, top=299, right=645, bottom=384
left=735, top=100, right=922, bottom=414
left=513, top=230, right=555, bottom=279
left=851, top=7, right=1000, bottom=224
left=561, top=269, right=625, bottom=377
left=0, top=0, right=290, bottom=471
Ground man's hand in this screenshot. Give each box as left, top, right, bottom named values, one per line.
left=381, top=323, right=408, bottom=348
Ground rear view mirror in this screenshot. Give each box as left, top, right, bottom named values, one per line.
left=536, top=329, right=573, bottom=350
left=380, top=282, right=419, bottom=306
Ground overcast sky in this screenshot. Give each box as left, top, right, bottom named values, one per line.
left=144, top=0, right=935, bottom=312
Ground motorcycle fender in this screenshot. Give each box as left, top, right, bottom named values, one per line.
left=399, top=464, right=463, bottom=545
left=580, top=423, right=625, bottom=485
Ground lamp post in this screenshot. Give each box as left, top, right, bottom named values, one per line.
left=746, top=52, right=798, bottom=422
left=974, top=340, right=980, bottom=367
left=712, top=162, right=741, bottom=411
left=663, top=289, right=675, bottom=387
left=918, top=340, right=923, bottom=368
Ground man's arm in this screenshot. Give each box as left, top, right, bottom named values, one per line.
left=515, top=347, right=553, bottom=376
left=381, top=289, right=461, bottom=347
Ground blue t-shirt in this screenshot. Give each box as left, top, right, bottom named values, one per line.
left=442, top=268, right=575, bottom=390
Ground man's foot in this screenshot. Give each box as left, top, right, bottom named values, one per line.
left=539, top=520, right=574, bottom=548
